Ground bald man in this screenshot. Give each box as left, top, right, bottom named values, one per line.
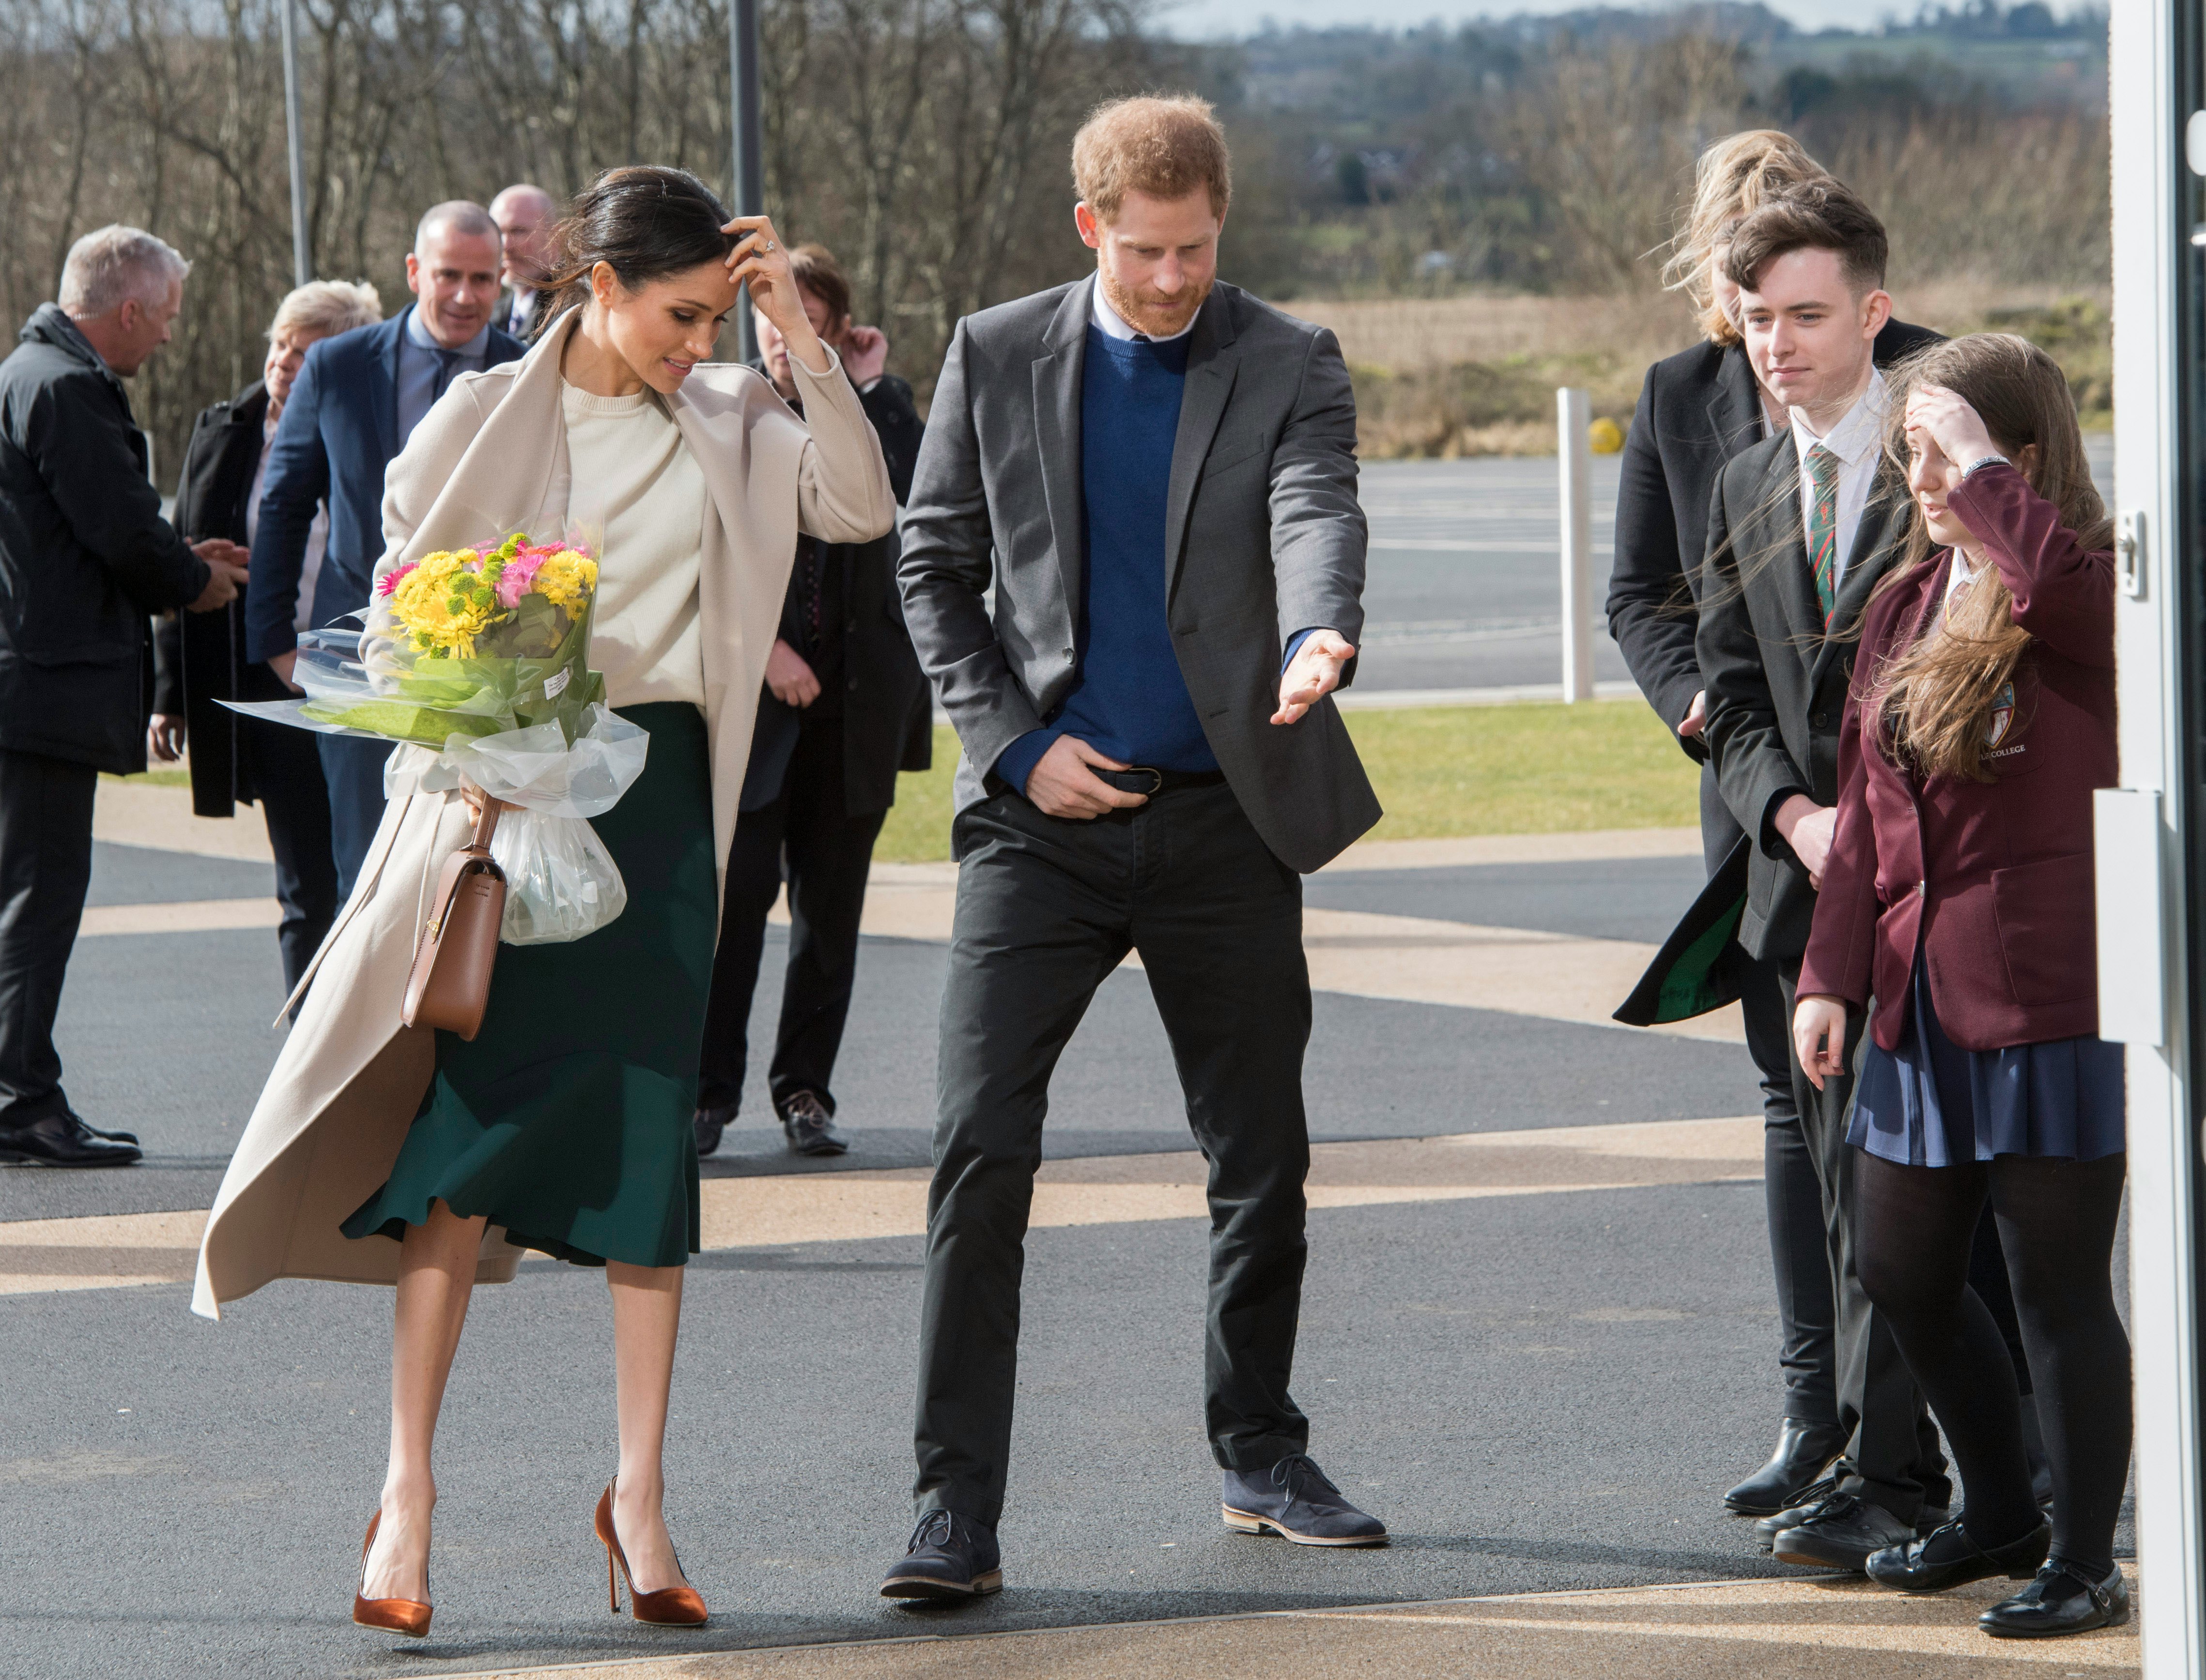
left=244, top=201, right=526, bottom=893
left=490, top=184, right=558, bottom=339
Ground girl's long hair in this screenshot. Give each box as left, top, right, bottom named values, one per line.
left=1660, top=130, right=1828, bottom=346
left=1867, top=333, right=2108, bottom=781
left=534, top=166, right=735, bottom=339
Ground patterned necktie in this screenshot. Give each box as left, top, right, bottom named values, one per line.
left=1806, top=443, right=1842, bottom=626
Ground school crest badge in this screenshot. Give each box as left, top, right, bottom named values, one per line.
left=1986, top=680, right=2016, bottom=748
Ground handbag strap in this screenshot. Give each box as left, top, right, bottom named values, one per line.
left=463, top=788, right=503, bottom=855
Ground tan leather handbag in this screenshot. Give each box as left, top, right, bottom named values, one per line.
left=402, top=797, right=507, bottom=1041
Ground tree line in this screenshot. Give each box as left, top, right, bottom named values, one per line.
left=1, top=0, right=2108, bottom=471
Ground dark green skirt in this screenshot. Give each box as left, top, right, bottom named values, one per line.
left=342, top=703, right=714, bottom=1268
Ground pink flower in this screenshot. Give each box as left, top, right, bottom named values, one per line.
left=495, top=549, right=547, bottom=609
left=377, top=561, right=417, bottom=598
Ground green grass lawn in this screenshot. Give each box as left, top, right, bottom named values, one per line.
left=101, top=768, right=194, bottom=788
left=874, top=699, right=1699, bottom=863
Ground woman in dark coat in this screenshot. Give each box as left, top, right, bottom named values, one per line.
left=1794, top=335, right=2128, bottom=1638
left=694, top=243, right=931, bottom=1159
left=151, top=279, right=383, bottom=991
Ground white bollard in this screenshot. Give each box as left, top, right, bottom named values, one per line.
left=1557, top=386, right=1594, bottom=703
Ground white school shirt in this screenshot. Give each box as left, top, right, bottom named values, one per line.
left=1788, top=370, right=1889, bottom=599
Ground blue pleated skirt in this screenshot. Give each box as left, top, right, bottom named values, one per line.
left=1848, top=961, right=2126, bottom=1168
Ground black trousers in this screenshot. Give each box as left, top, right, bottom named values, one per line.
left=914, top=782, right=1312, bottom=1526
left=698, top=714, right=886, bottom=1115
left=1708, top=767, right=1839, bottom=1430
left=318, top=732, right=391, bottom=902
left=1779, top=961, right=1951, bottom=1520
left=0, top=750, right=97, bottom=1130
left=239, top=663, right=339, bottom=994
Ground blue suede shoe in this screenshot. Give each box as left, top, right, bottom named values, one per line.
left=1222, top=1454, right=1388, bottom=1547
left=880, top=1509, right=1003, bottom=1601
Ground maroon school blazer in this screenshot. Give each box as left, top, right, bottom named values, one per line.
left=1797, top=464, right=2115, bottom=1053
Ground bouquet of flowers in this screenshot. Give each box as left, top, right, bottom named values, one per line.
left=227, top=530, right=648, bottom=946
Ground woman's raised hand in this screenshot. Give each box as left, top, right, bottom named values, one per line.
left=1904, top=384, right=2002, bottom=493
left=722, top=213, right=829, bottom=376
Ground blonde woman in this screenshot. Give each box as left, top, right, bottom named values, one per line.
left=1603, top=131, right=1943, bottom=1522
left=189, top=165, right=893, bottom=1634
left=152, top=278, right=385, bottom=994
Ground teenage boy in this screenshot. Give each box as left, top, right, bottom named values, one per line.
left=1696, top=178, right=1949, bottom=1573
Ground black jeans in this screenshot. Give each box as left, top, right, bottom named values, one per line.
left=699, top=714, right=886, bottom=1116
left=239, top=662, right=339, bottom=994
left=914, top=782, right=1312, bottom=1526
left=1779, top=962, right=1951, bottom=1520
left=0, top=750, right=97, bottom=1130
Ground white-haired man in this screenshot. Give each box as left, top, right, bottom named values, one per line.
left=244, top=201, right=522, bottom=894
left=489, top=183, right=559, bottom=339
left=0, top=225, right=247, bottom=1167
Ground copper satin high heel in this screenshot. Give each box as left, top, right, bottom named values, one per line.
left=353, top=1511, right=433, bottom=1638
left=594, top=1482, right=708, bottom=1625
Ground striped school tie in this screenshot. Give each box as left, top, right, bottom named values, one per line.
left=1806, top=444, right=1841, bottom=626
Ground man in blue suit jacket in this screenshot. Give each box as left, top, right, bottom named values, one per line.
left=245, top=201, right=523, bottom=894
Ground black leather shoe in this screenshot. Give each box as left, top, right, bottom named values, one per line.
left=880, top=1510, right=1002, bottom=1601
left=78, top=1119, right=139, bottom=1145
left=1980, top=1561, right=2130, bottom=1638
left=1866, top=1517, right=2051, bottom=1592
left=0, top=1111, right=140, bottom=1167
left=1771, top=1492, right=1916, bottom=1571
left=1724, top=1420, right=1845, bottom=1515
left=1916, top=1503, right=1953, bottom=1537
left=1753, top=1478, right=1838, bottom=1552
left=1222, top=1454, right=1388, bottom=1546
left=694, top=1104, right=733, bottom=1158
left=780, top=1091, right=848, bottom=1157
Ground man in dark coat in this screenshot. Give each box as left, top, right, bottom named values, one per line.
left=0, top=226, right=246, bottom=1167
left=694, top=245, right=932, bottom=1159
left=1605, top=234, right=1939, bottom=1520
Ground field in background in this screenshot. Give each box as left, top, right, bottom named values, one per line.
left=873, top=702, right=1701, bottom=863
left=1287, top=282, right=2112, bottom=458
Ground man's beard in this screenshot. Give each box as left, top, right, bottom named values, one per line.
left=1097, top=265, right=1212, bottom=339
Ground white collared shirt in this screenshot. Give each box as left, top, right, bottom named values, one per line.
left=1789, top=369, right=1888, bottom=599
left=1090, top=275, right=1197, bottom=344
left=246, top=412, right=328, bottom=633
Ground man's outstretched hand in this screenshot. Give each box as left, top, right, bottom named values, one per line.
left=1272, top=630, right=1356, bottom=726
left=1025, top=735, right=1151, bottom=820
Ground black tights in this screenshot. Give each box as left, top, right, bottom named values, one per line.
left=1855, top=1150, right=2129, bottom=1576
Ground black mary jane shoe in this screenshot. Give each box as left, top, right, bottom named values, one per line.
left=1724, top=1419, right=1846, bottom=1516
left=1866, top=1516, right=2050, bottom=1593
left=1981, top=1560, right=2131, bottom=1639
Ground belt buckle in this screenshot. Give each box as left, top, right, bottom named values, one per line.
left=1127, top=766, right=1165, bottom=796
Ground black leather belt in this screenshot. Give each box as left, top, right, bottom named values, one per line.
left=1096, top=767, right=1226, bottom=795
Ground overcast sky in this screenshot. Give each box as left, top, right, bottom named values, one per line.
left=1155, top=0, right=2084, bottom=39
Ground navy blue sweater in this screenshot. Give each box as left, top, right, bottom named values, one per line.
left=996, top=326, right=1217, bottom=788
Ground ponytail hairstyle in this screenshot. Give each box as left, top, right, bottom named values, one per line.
left=534, top=165, right=734, bottom=339
left=1867, top=333, right=2109, bottom=781
left=1660, top=130, right=1829, bottom=348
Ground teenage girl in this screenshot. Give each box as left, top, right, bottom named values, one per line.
left=1792, top=332, right=2129, bottom=1639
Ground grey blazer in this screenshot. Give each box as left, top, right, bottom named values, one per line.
left=897, top=277, right=1381, bottom=874
left=1697, top=427, right=1910, bottom=964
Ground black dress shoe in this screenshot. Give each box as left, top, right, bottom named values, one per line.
left=694, top=1104, right=734, bottom=1158
left=1724, top=1419, right=1845, bottom=1515
left=880, top=1510, right=1002, bottom=1601
left=1981, top=1561, right=2130, bottom=1638
left=0, top=1112, right=140, bottom=1168
left=1222, top=1454, right=1388, bottom=1546
left=1753, top=1478, right=1838, bottom=1551
left=78, top=1119, right=139, bottom=1145
left=1771, top=1492, right=1916, bottom=1571
left=780, top=1091, right=848, bottom=1157
left=1865, top=1517, right=2051, bottom=1592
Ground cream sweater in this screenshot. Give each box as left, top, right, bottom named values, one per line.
left=560, top=381, right=707, bottom=708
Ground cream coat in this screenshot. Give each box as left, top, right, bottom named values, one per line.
left=191, top=310, right=893, bottom=1320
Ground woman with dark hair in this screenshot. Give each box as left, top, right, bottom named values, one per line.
left=1793, top=334, right=2129, bottom=1638
left=188, top=165, right=895, bottom=1634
